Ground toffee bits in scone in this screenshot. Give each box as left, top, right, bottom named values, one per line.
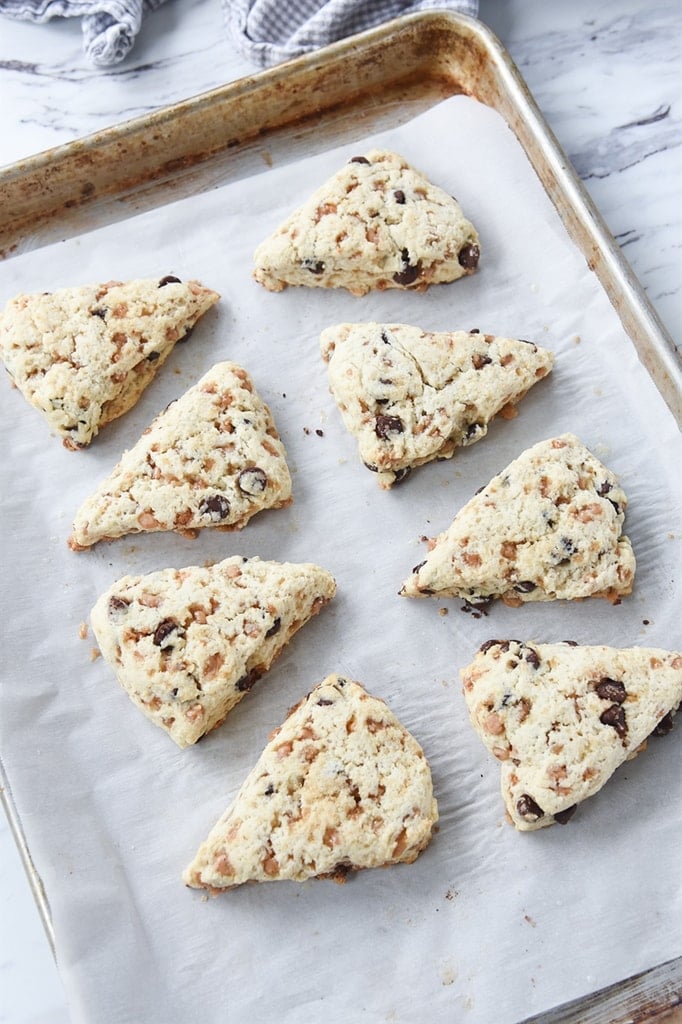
left=68, top=361, right=292, bottom=550
left=253, top=150, right=480, bottom=296
left=321, top=323, right=554, bottom=488
left=401, top=433, right=635, bottom=606
left=91, top=556, right=336, bottom=748
left=461, top=641, right=682, bottom=830
left=183, top=674, right=438, bottom=892
left=0, top=277, right=219, bottom=449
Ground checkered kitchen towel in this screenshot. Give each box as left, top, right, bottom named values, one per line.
left=0, top=0, right=478, bottom=67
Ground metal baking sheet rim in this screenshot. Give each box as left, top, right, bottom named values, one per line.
left=0, top=11, right=680, bottom=1023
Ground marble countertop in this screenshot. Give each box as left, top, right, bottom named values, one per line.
left=0, top=1, right=679, bottom=1021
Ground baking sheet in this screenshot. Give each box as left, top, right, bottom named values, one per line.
left=0, top=94, right=680, bottom=1024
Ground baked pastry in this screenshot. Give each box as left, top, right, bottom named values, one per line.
left=91, top=556, right=336, bottom=748
left=0, top=276, right=219, bottom=449
left=183, top=674, right=438, bottom=891
left=69, top=361, right=292, bottom=549
left=253, top=150, right=479, bottom=296
left=461, top=640, right=682, bottom=830
left=321, top=322, right=554, bottom=488
left=401, top=433, right=635, bottom=605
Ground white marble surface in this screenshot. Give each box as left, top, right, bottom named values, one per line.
left=0, top=2, right=679, bottom=1021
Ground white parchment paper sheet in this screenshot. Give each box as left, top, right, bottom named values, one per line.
left=1, top=96, right=681, bottom=1024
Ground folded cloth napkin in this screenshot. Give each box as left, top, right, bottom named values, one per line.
left=0, top=0, right=478, bottom=67
left=0, top=0, right=167, bottom=64
left=227, top=0, right=479, bottom=68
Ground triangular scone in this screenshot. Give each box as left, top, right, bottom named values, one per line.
left=69, top=361, right=292, bottom=549
left=321, top=323, right=554, bottom=488
left=0, top=276, right=219, bottom=449
left=401, top=434, right=635, bottom=605
left=91, top=556, right=336, bottom=748
left=253, top=150, right=480, bottom=296
left=183, top=675, right=438, bottom=891
left=461, top=641, right=682, bottom=830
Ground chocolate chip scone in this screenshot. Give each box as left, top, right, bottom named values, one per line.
left=183, top=674, right=438, bottom=892
left=91, top=556, right=336, bottom=748
left=68, top=361, right=292, bottom=549
left=321, top=323, right=554, bottom=488
left=0, top=276, right=219, bottom=449
left=253, top=150, right=480, bottom=296
left=461, top=641, right=682, bottom=830
left=401, top=434, right=635, bottom=605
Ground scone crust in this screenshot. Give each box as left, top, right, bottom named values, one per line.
left=184, top=675, right=438, bottom=890
left=461, top=641, right=682, bottom=830
left=401, top=433, right=636, bottom=604
left=92, top=556, right=336, bottom=748
left=321, top=322, right=554, bottom=487
left=0, top=277, right=219, bottom=448
left=253, top=149, right=479, bottom=296
left=69, top=361, right=292, bottom=549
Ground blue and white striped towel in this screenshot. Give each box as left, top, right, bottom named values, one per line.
left=0, top=0, right=478, bottom=67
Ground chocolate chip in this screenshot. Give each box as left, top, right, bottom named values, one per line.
left=653, top=711, right=674, bottom=737
left=608, top=498, right=622, bottom=515
left=349, top=156, right=370, bottom=164
left=458, top=243, right=480, bottom=269
left=364, top=461, right=379, bottom=473
left=317, top=698, right=334, bottom=706
left=597, top=481, right=613, bottom=496
left=469, top=328, right=480, bottom=334
left=393, top=189, right=406, bottom=204
left=562, top=640, right=579, bottom=647
left=380, top=330, right=391, bottom=345
left=91, top=307, right=107, bottom=319
left=524, top=648, right=541, bottom=669
left=496, top=641, right=519, bottom=652
left=460, top=597, right=492, bottom=618
left=465, top=423, right=484, bottom=440
left=264, top=784, right=275, bottom=796
left=595, top=678, right=627, bottom=703
left=412, top=561, right=426, bottom=575
left=236, top=668, right=260, bottom=692
left=472, top=353, right=492, bottom=370
left=265, top=617, right=281, bottom=638
left=393, top=248, right=422, bottom=286
left=554, top=805, right=577, bottom=825
left=199, top=494, right=231, bottom=520
left=158, top=275, right=181, bottom=287
left=560, top=536, right=577, bottom=555
left=302, top=258, right=325, bottom=275
left=108, top=595, right=130, bottom=615
left=153, top=618, right=180, bottom=648
left=479, top=639, right=504, bottom=653
left=392, top=467, right=412, bottom=484
left=514, top=581, right=536, bottom=593
left=516, top=794, right=544, bottom=821
left=600, top=703, right=628, bottom=738
left=147, top=351, right=160, bottom=362
left=237, top=467, right=268, bottom=495
left=375, top=414, right=404, bottom=438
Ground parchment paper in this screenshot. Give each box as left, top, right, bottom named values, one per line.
left=1, top=95, right=680, bottom=1024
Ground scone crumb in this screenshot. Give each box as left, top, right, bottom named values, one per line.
left=78, top=621, right=88, bottom=640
